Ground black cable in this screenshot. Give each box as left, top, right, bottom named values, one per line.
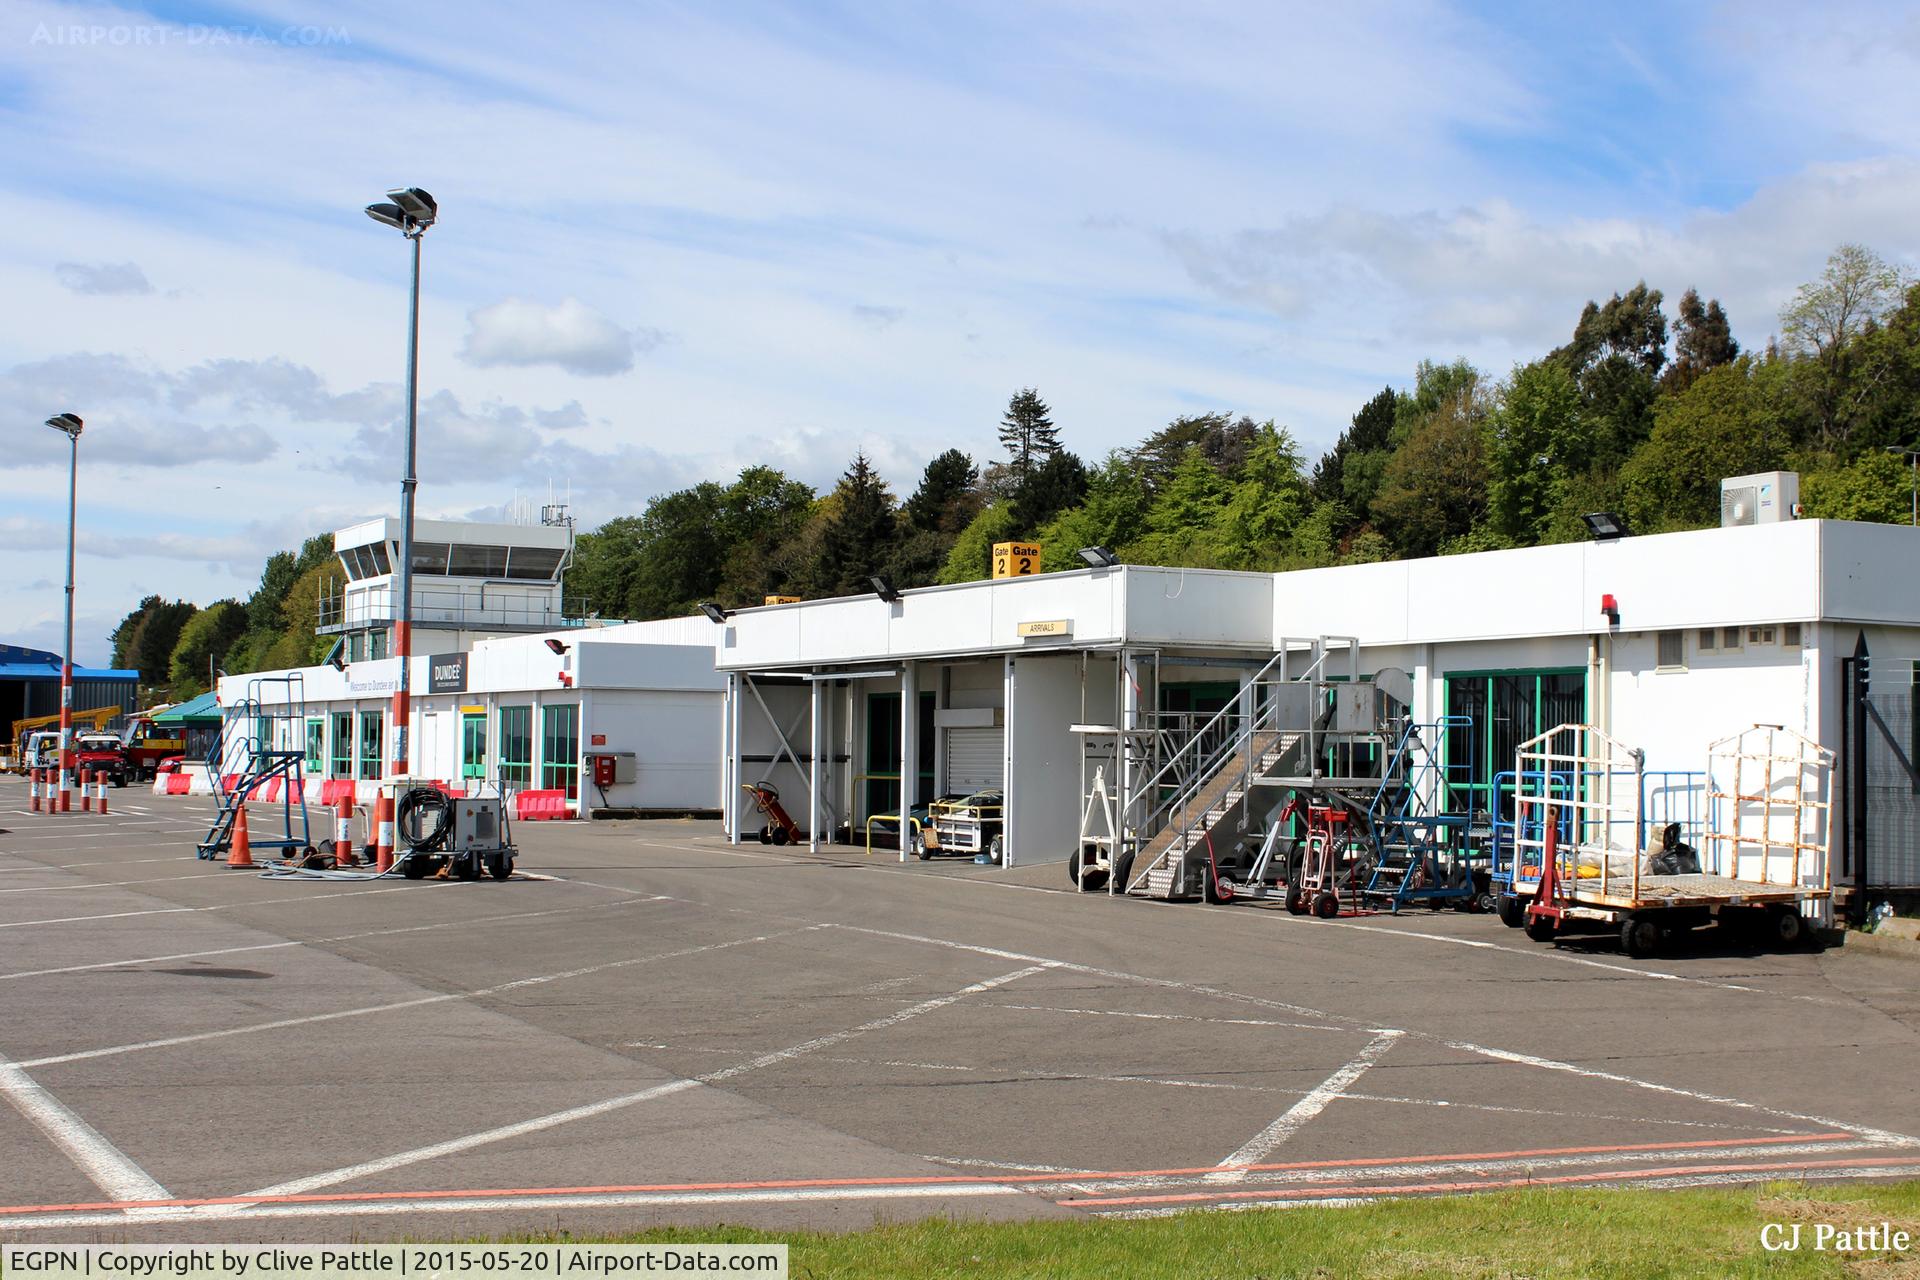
left=396, top=786, right=453, bottom=851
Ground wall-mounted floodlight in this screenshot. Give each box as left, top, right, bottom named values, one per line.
left=1581, top=512, right=1629, bottom=541
left=543, top=637, right=569, bottom=655
left=323, top=638, right=347, bottom=672
left=45, top=412, right=84, bottom=438
left=868, top=575, right=902, bottom=603
left=699, top=602, right=732, bottom=624
left=1076, top=545, right=1117, bottom=568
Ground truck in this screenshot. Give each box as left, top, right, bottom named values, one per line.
left=73, top=732, right=133, bottom=787
left=121, top=716, right=190, bottom=781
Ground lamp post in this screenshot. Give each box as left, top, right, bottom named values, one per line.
left=365, top=187, right=436, bottom=778
left=1885, top=447, right=1920, bottom=528
left=44, top=413, right=83, bottom=813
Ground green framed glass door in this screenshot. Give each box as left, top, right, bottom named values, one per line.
left=1443, top=668, right=1586, bottom=819
left=460, top=712, right=487, bottom=779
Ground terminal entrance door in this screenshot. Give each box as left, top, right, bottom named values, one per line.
left=865, top=691, right=935, bottom=819
left=1443, top=669, right=1586, bottom=820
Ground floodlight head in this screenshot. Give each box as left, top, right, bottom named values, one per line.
left=868, top=575, right=902, bottom=603
left=44, top=412, right=83, bottom=438
left=323, top=638, right=347, bottom=672
left=1581, top=511, right=1629, bottom=541
left=699, top=602, right=732, bottom=624
left=543, top=637, right=568, bottom=655
left=387, top=187, right=437, bottom=223
left=364, top=202, right=407, bottom=230
left=1076, top=545, right=1117, bottom=568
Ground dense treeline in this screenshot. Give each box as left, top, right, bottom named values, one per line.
left=568, top=244, right=1920, bottom=619
left=109, top=534, right=340, bottom=704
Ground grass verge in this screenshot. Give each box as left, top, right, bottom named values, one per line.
left=510, top=1180, right=1920, bottom=1279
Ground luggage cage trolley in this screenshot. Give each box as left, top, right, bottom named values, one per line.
left=1508, top=723, right=1833, bottom=957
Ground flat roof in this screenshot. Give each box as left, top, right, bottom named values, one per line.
left=715, top=519, right=1920, bottom=670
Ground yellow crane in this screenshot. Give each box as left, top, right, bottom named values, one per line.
left=6, top=705, right=123, bottom=770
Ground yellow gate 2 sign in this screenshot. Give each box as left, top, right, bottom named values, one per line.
left=993, top=542, right=1042, bottom=578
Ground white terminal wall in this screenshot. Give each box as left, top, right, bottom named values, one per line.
left=219, top=617, right=724, bottom=809
left=716, top=565, right=1274, bottom=669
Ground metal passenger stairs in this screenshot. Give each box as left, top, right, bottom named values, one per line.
left=1127, top=729, right=1305, bottom=899
left=194, top=678, right=313, bottom=861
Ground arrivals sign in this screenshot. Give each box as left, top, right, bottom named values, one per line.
left=428, top=652, right=468, bottom=694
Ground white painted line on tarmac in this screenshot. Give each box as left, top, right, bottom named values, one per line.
left=0, top=885, right=414, bottom=929
left=0, top=872, right=229, bottom=894
left=1210, top=1031, right=1404, bottom=1180
left=0, top=896, right=665, bottom=983
left=17, top=924, right=806, bottom=1069
left=993, top=1003, right=1346, bottom=1034
left=0, top=1047, right=171, bottom=1203
left=1446, top=1037, right=1920, bottom=1150
left=246, top=963, right=1051, bottom=1199
left=0, top=1182, right=1023, bottom=1231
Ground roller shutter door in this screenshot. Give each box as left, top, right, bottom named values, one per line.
left=944, top=725, right=1004, bottom=793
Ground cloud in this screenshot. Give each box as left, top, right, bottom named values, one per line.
left=852, top=304, right=904, bottom=329
left=54, top=261, right=155, bottom=296
left=1160, top=158, right=1920, bottom=350
left=459, top=298, right=655, bottom=376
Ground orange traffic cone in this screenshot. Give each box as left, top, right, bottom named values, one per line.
left=228, top=802, right=255, bottom=868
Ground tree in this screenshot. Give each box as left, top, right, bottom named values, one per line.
left=248, top=552, right=298, bottom=634
left=1131, top=412, right=1258, bottom=492
left=1033, top=453, right=1151, bottom=572
left=110, top=596, right=164, bottom=671
left=1662, top=288, right=1739, bottom=395
left=119, top=599, right=196, bottom=687
left=1781, top=246, right=1915, bottom=448
left=712, top=466, right=819, bottom=605
left=1802, top=451, right=1916, bottom=524
left=997, top=388, right=1061, bottom=488
left=1310, top=387, right=1396, bottom=514
left=812, top=453, right=897, bottom=596
left=902, top=449, right=980, bottom=533
left=1486, top=360, right=1583, bottom=543
left=1213, top=423, right=1313, bottom=567
left=1551, top=282, right=1668, bottom=470
left=167, top=601, right=248, bottom=695
left=1371, top=390, right=1489, bottom=557
left=1010, top=449, right=1088, bottom=532
left=1619, top=357, right=1793, bottom=531
left=938, top=503, right=1020, bottom=583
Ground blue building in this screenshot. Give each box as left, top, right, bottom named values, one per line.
left=0, top=644, right=142, bottom=737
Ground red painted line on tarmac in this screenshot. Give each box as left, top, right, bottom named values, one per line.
left=1062, top=1153, right=1920, bottom=1208
left=0, top=1132, right=1858, bottom=1218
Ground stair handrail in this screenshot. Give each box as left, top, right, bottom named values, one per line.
left=1126, top=648, right=1291, bottom=840
left=1123, top=649, right=1325, bottom=893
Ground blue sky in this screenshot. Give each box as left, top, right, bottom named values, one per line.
left=4, top=0, right=1919, bottom=663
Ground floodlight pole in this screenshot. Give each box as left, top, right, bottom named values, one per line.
left=391, top=226, right=423, bottom=778
left=58, top=424, right=78, bottom=813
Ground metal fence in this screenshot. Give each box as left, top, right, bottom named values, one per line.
left=1841, top=655, right=1920, bottom=897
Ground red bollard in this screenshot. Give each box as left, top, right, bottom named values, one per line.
left=97, top=771, right=109, bottom=815
left=334, top=791, right=356, bottom=867
left=29, top=767, right=42, bottom=814
left=81, top=770, right=93, bottom=812
left=373, top=791, right=395, bottom=873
